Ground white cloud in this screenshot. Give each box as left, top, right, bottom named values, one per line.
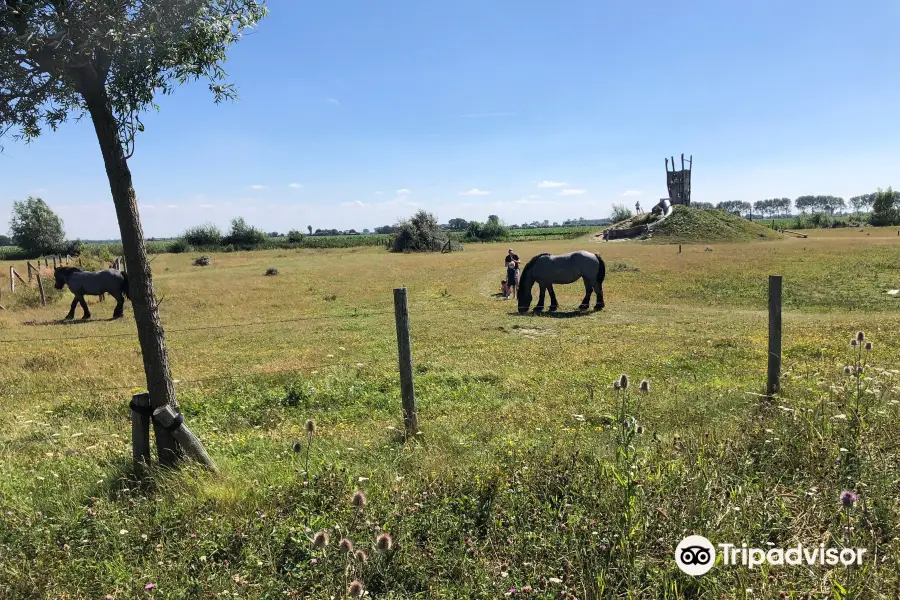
left=327, top=98, right=340, bottom=106
left=396, top=188, right=411, bottom=194
left=374, top=191, right=384, bottom=195
left=459, top=188, right=491, bottom=196
left=538, top=180, right=567, bottom=188
left=622, top=190, right=642, bottom=197
left=248, top=184, right=268, bottom=190
left=288, top=183, right=302, bottom=189
left=558, top=189, right=586, bottom=196
left=164, top=204, right=179, bottom=209
left=342, top=200, right=366, bottom=208
left=200, top=204, right=217, bottom=209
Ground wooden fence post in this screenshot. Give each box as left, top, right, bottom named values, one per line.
left=130, top=392, right=152, bottom=472
left=152, top=405, right=218, bottom=473
left=9, top=266, right=14, bottom=294
left=27, top=262, right=33, bottom=283
left=36, top=272, right=46, bottom=306
left=766, top=275, right=782, bottom=399
left=678, top=244, right=682, bottom=253
left=393, top=287, right=419, bottom=436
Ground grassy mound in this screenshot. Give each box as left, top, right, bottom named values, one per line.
left=649, top=205, right=783, bottom=244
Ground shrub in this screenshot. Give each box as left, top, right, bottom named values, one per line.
left=265, top=267, right=279, bottom=276
left=610, top=203, right=633, bottom=224
left=464, top=215, right=509, bottom=242
left=182, top=222, right=223, bottom=247
left=9, top=196, right=66, bottom=256
left=287, top=230, right=305, bottom=243
left=64, top=239, right=85, bottom=257
left=168, top=239, right=191, bottom=253
left=193, top=256, right=211, bottom=266
left=869, top=187, right=900, bottom=226
left=390, top=210, right=449, bottom=252
left=223, top=217, right=267, bottom=248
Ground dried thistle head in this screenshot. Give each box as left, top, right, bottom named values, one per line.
left=639, top=379, right=650, bottom=393
left=619, top=374, right=629, bottom=391
left=292, top=441, right=302, bottom=453
left=354, top=549, right=368, bottom=563
left=851, top=339, right=858, bottom=348
left=843, top=366, right=852, bottom=375
left=352, top=490, right=367, bottom=509
left=339, top=537, right=354, bottom=553
left=857, top=331, right=865, bottom=342
left=312, top=530, right=329, bottom=548
left=864, top=341, right=873, bottom=351
left=305, top=419, right=316, bottom=435
left=375, top=533, right=393, bottom=552
left=348, top=580, right=364, bottom=598
left=613, top=380, right=621, bottom=391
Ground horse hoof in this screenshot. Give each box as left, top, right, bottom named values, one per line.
left=578, top=305, right=589, bottom=311
left=594, top=305, right=604, bottom=311
left=548, top=306, right=558, bottom=312
left=81, top=315, right=91, bottom=320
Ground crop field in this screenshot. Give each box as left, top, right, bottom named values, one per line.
left=1, top=229, right=899, bottom=598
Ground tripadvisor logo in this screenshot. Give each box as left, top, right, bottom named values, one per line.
left=675, top=535, right=867, bottom=575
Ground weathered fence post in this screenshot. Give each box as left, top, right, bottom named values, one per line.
left=36, top=272, right=46, bottom=306
left=152, top=405, right=218, bottom=473
left=766, top=275, right=782, bottom=399
left=678, top=244, right=682, bottom=254
left=27, top=261, right=33, bottom=283
left=44, top=257, right=48, bottom=268
left=130, top=392, right=152, bottom=472
left=9, top=266, right=14, bottom=294
left=52, top=256, right=56, bottom=269
left=393, top=287, right=419, bottom=436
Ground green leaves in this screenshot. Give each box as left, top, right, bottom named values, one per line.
left=1, top=0, right=268, bottom=149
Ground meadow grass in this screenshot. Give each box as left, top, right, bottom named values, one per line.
left=0, top=229, right=898, bottom=598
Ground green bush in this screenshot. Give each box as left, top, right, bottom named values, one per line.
left=390, top=210, right=449, bottom=252
left=168, top=239, right=191, bottom=253
left=182, top=222, right=223, bottom=247
left=464, top=215, right=509, bottom=242
left=287, top=229, right=305, bottom=243
left=610, top=203, right=633, bottom=224
left=223, top=217, right=267, bottom=248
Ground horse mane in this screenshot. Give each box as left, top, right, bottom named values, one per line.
left=520, top=253, right=550, bottom=279
left=55, top=266, right=83, bottom=276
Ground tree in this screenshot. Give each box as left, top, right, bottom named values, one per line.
left=1, top=0, right=267, bottom=468
left=870, top=187, right=900, bottom=226
left=0, top=234, right=12, bottom=246
left=307, top=225, right=312, bottom=235
left=447, top=218, right=469, bottom=230
left=610, top=203, right=632, bottom=223
left=8, top=196, right=66, bottom=254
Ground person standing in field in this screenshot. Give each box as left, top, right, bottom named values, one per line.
left=505, top=248, right=519, bottom=299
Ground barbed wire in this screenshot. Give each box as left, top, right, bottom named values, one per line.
left=0, top=303, right=482, bottom=344
left=0, top=358, right=381, bottom=400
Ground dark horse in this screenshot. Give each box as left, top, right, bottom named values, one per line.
left=517, top=251, right=606, bottom=314
left=53, top=267, right=130, bottom=320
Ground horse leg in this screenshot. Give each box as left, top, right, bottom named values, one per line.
left=593, top=279, right=605, bottom=310
left=64, top=297, right=78, bottom=320
left=79, top=296, right=91, bottom=320
left=547, top=284, right=559, bottom=312
left=111, top=292, right=125, bottom=319
left=579, top=278, right=592, bottom=310
left=534, top=283, right=546, bottom=313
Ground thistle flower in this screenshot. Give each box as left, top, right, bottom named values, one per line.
left=636, top=425, right=645, bottom=434
left=639, top=379, right=650, bottom=393
left=376, top=533, right=393, bottom=552
left=613, top=380, right=621, bottom=391
left=352, top=490, right=367, bottom=509
left=339, top=537, right=354, bottom=553
left=857, top=331, right=865, bottom=342
left=843, top=366, right=852, bottom=375
left=857, top=366, right=865, bottom=375
left=305, top=419, right=316, bottom=435
left=864, top=341, right=873, bottom=351
left=292, top=441, right=302, bottom=453
left=348, top=580, right=364, bottom=598
left=354, top=549, right=368, bottom=563
left=850, top=339, right=858, bottom=348
left=840, top=490, right=857, bottom=508
left=619, top=374, right=629, bottom=391
left=312, top=530, right=329, bottom=548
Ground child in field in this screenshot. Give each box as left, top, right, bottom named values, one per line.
left=501, top=279, right=510, bottom=298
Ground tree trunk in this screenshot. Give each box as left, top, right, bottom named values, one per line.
left=83, top=88, right=189, bottom=467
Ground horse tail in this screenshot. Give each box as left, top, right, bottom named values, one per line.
left=121, top=271, right=130, bottom=300
left=595, top=254, right=606, bottom=285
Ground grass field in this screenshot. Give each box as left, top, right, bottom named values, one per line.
left=1, top=228, right=899, bottom=598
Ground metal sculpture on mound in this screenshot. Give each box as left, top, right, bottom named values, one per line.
left=602, top=153, right=692, bottom=241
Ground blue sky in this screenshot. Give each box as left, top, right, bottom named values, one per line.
left=2, top=0, right=899, bottom=239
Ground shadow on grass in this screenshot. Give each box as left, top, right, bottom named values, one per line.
left=22, top=317, right=119, bottom=327
left=507, top=309, right=599, bottom=319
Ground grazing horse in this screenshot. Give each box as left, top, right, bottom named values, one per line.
left=517, top=251, right=606, bottom=314
left=53, top=267, right=130, bottom=320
